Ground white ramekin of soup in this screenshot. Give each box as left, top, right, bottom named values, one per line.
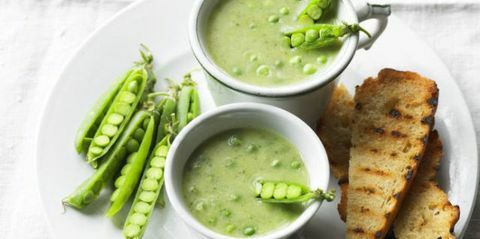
left=164, top=103, right=330, bottom=239
left=189, top=0, right=390, bottom=126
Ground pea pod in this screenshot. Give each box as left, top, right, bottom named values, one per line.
left=63, top=111, right=150, bottom=209
left=298, top=0, right=332, bottom=23
left=155, top=97, right=176, bottom=143
left=106, top=113, right=155, bottom=217
left=254, top=181, right=335, bottom=203
left=176, top=86, right=193, bottom=131
left=74, top=70, right=132, bottom=154
left=122, top=136, right=170, bottom=239
left=285, top=23, right=371, bottom=50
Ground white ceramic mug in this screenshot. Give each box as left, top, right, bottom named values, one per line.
left=189, top=0, right=391, bottom=126
left=164, top=103, right=330, bottom=239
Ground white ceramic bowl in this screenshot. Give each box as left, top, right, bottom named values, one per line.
left=189, top=0, right=390, bottom=125
left=164, top=103, right=330, bottom=239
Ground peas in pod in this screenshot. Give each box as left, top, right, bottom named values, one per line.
left=122, top=75, right=201, bottom=239
left=297, top=0, right=332, bottom=25
left=74, top=47, right=155, bottom=168
left=254, top=180, right=336, bottom=203
left=285, top=23, right=371, bottom=49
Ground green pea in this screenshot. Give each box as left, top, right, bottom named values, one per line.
left=129, top=213, right=147, bottom=225
left=271, top=159, right=280, bottom=167
left=126, top=138, right=140, bottom=153
left=317, top=55, right=328, bottom=64
left=273, top=183, right=288, bottom=199
left=291, top=160, right=302, bottom=169
left=243, top=226, right=256, bottom=236
left=305, top=29, right=319, bottom=43
left=289, top=55, right=303, bottom=65
left=232, top=67, right=242, bottom=76
left=151, top=157, right=166, bottom=168
left=256, top=65, right=270, bottom=77
left=222, top=209, right=232, bottom=217
left=274, top=60, right=284, bottom=68
left=139, top=191, right=156, bottom=203
left=307, top=6, right=322, bottom=20
left=282, top=36, right=291, bottom=48
left=268, top=15, right=279, bottom=23
left=107, top=113, right=124, bottom=125
left=127, top=80, right=139, bottom=93
left=208, top=217, right=217, bottom=225
left=279, top=7, right=289, bottom=15
left=155, top=145, right=169, bottom=157
left=195, top=201, right=205, bottom=211
left=303, top=64, right=317, bottom=75
left=249, top=55, right=258, bottom=62
left=146, top=168, right=163, bottom=180
left=142, top=179, right=159, bottom=191
left=298, top=15, right=314, bottom=25
left=126, top=152, right=137, bottom=163
left=260, top=182, right=275, bottom=199
left=89, top=146, right=103, bottom=156
left=246, top=144, right=258, bottom=153
left=142, top=117, right=150, bottom=129
left=119, top=91, right=137, bottom=104
left=101, top=124, right=118, bottom=137
left=249, top=23, right=257, bottom=29
left=115, top=175, right=126, bottom=188
left=225, top=224, right=236, bottom=233
left=134, top=201, right=151, bottom=214
left=133, top=128, right=145, bottom=141
left=121, top=164, right=132, bottom=175
left=229, top=194, right=240, bottom=201
left=318, top=0, right=330, bottom=8
left=111, top=189, right=120, bottom=202
left=291, top=33, right=305, bottom=47
left=124, top=224, right=140, bottom=237
left=93, top=135, right=110, bottom=147
left=83, top=191, right=95, bottom=204
left=227, top=136, right=241, bottom=146
left=287, top=185, right=303, bottom=199
left=114, top=103, right=131, bottom=116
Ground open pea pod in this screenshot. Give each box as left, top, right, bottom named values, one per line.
left=122, top=136, right=170, bottom=239
left=254, top=180, right=335, bottom=204
left=86, top=68, right=150, bottom=168
left=106, top=112, right=156, bottom=217
left=284, top=23, right=370, bottom=50
left=74, top=69, right=132, bottom=154
left=297, top=0, right=332, bottom=24
left=63, top=111, right=150, bottom=209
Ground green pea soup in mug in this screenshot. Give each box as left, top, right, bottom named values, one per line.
left=205, top=0, right=340, bottom=86
left=182, top=128, right=309, bottom=237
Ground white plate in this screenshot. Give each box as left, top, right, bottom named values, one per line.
left=35, top=0, right=478, bottom=238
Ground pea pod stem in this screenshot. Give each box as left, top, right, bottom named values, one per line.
left=63, top=111, right=150, bottom=209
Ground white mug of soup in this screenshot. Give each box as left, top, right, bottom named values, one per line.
left=189, top=0, right=391, bottom=126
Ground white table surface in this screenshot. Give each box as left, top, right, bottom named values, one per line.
left=1, top=0, right=478, bottom=238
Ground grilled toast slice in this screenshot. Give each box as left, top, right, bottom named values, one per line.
left=393, top=131, right=460, bottom=239
left=346, top=69, right=439, bottom=239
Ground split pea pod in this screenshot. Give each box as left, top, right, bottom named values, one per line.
left=122, top=136, right=170, bottom=239
left=74, top=70, right=131, bottom=154
left=254, top=181, right=335, bottom=203
left=285, top=23, right=371, bottom=49
left=63, top=111, right=150, bottom=209
left=86, top=68, right=150, bottom=168
left=298, top=0, right=332, bottom=24
left=106, top=112, right=155, bottom=217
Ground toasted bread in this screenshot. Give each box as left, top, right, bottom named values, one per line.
left=393, top=131, right=460, bottom=239
left=346, top=69, right=439, bottom=239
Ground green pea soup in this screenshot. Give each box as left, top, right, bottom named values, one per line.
left=205, top=0, right=340, bottom=86
left=182, top=128, right=309, bottom=237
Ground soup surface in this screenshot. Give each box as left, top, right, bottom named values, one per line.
left=205, top=0, right=340, bottom=86
left=182, top=128, right=309, bottom=237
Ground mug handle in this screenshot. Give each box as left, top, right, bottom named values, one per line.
left=354, top=1, right=391, bottom=50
